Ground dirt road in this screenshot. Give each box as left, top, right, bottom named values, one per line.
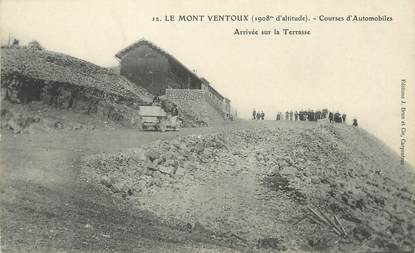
left=0, top=121, right=251, bottom=253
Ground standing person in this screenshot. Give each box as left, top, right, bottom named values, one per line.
left=252, top=109, right=256, bottom=120
left=315, top=110, right=320, bottom=120
left=261, top=111, right=265, bottom=120
left=334, top=112, right=342, bottom=123
left=353, top=118, right=358, bottom=127
left=310, top=110, right=315, bottom=121
left=285, top=111, right=289, bottom=120
left=170, top=104, right=179, bottom=129
left=342, top=113, right=347, bottom=123
left=12, top=38, right=19, bottom=46
left=256, top=111, right=261, bottom=120
left=294, top=111, right=298, bottom=121
left=329, top=112, right=334, bottom=123
left=152, top=94, right=161, bottom=105
left=289, top=111, right=293, bottom=121
left=322, top=109, right=328, bottom=119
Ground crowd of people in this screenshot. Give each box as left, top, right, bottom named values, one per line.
left=252, top=109, right=265, bottom=120
left=252, top=108, right=358, bottom=127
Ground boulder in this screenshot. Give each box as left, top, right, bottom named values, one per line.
left=146, top=161, right=157, bottom=171
left=130, top=148, right=147, bottom=161
left=175, top=167, right=186, bottom=177
left=183, top=161, right=197, bottom=171
left=146, top=150, right=161, bottom=162
left=100, top=175, right=112, bottom=188
left=311, top=176, right=320, bottom=184
left=111, top=182, right=126, bottom=193
left=158, top=166, right=175, bottom=175
left=54, top=121, right=64, bottom=129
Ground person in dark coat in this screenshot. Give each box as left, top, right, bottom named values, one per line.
left=260, top=111, right=265, bottom=120
left=353, top=118, right=358, bottom=127
left=252, top=109, right=256, bottom=120
left=170, top=104, right=179, bottom=129
left=334, top=112, right=342, bottom=123
left=152, top=94, right=161, bottom=105
left=12, top=38, right=19, bottom=46
left=329, top=112, right=334, bottom=123
left=342, top=113, right=347, bottom=123
left=316, top=110, right=321, bottom=121
left=256, top=112, right=261, bottom=120
left=309, top=110, right=315, bottom=121
left=322, top=109, right=328, bottom=119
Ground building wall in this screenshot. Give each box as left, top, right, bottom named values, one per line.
left=120, top=45, right=169, bottom=95
left=166, top=89, right=228, bottom=118
left=165, top=89, right=205, bottom=101
left=165, top=89, right=225, bottom=125
left=222, top=98, right=231, bottom=114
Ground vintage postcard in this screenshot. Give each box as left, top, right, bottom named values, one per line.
left=1, top=0, right=414, bottom=252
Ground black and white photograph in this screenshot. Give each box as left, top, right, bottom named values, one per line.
left=0, top=0, right=414, bottom=252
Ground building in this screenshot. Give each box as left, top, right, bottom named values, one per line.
left=115, top=39, right=231, bottom=116
left=115, top=39, right=203, bottom=95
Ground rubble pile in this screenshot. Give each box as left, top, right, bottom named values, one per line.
left=81, top=133, right=229, bottom=196
left=81, top=122, right=415, bottom=251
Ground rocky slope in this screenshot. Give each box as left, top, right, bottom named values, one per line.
left=80, top=121, right=415, bottom=252
left=1, top=46, right=154, bottom=133
left=1, top=46, right=211, bottom=133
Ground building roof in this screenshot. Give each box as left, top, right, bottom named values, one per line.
left=115, top=39, right=229, bottom=102
left=115, top=39, right=201, bottom=82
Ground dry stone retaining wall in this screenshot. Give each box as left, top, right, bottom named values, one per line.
left=166, top=89, right=225, bottom=126
left=165, top=89, right=205, bottom=101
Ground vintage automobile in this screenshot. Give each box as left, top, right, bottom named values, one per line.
left=138, top=105, right=180, bottom=132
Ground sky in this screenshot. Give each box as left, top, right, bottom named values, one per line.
left=1, top=0, right=414, bottom=165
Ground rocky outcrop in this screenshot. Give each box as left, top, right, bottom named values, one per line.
left=0, top=47, right=154, bottom=132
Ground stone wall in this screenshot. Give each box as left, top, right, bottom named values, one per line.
left=205, top=91, right=225, bottom=114
left=165, top=89, right=205, bottom=101
left=166, top=89, right=226, bottom=115
left=165, top=89, right=225, bottom=126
